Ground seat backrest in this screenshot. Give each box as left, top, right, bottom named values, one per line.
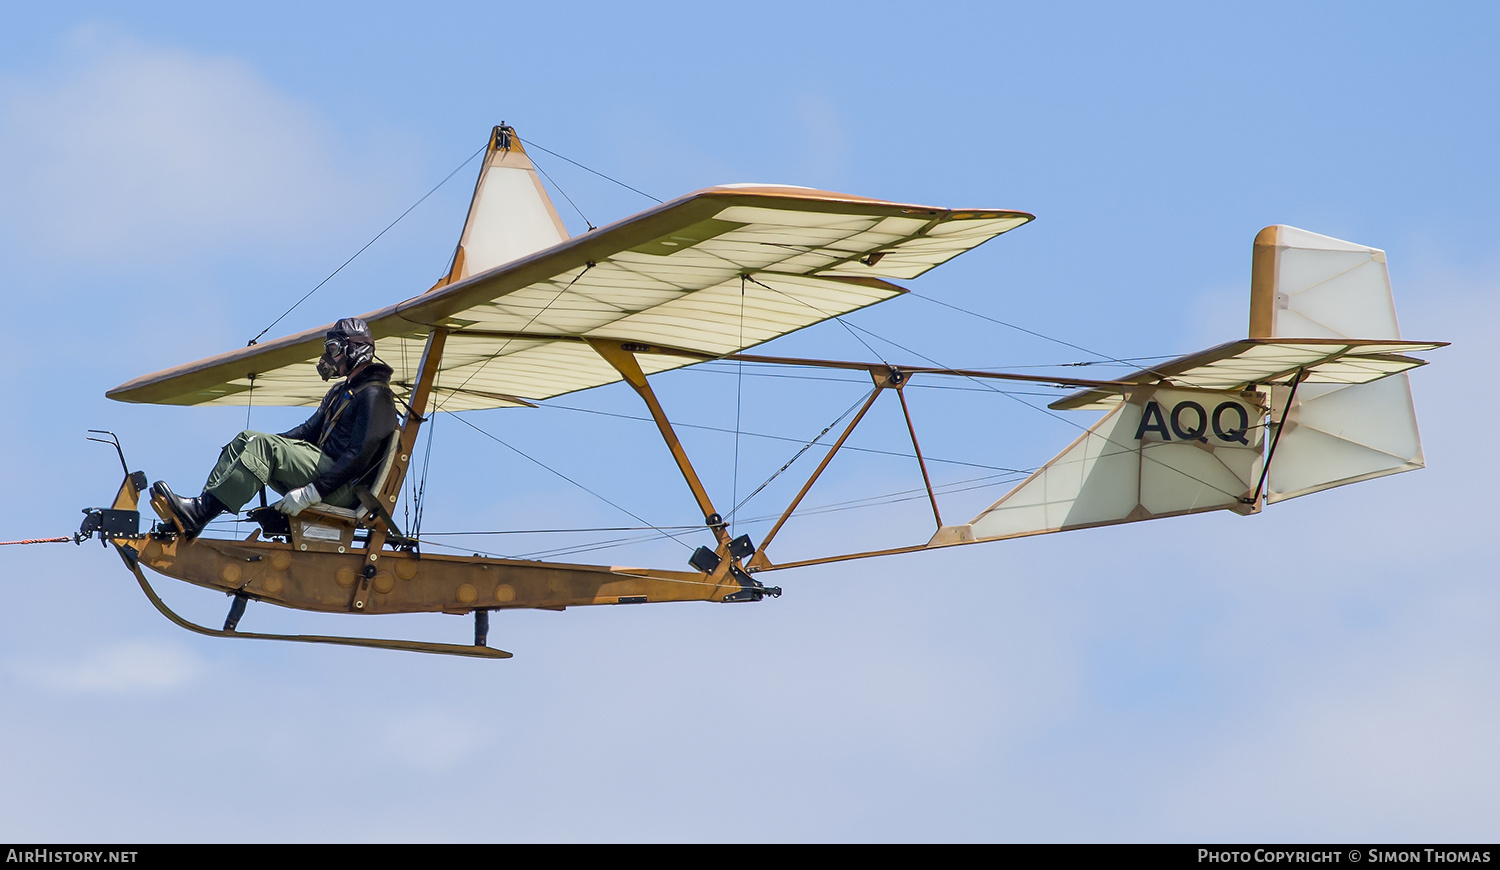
left=362, top=432, right=401, bottom=499
left=300, top=432, right=401, bottom=526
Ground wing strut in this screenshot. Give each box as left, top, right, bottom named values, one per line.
left=749, top=369, right=901, bottom=570
left=896, top=384, right=943, bottom=529
left=587, top=339, right=732, bottom=548
left=350, top=327, right=448, bottom=610
left=1246, top=367, right=1304, bottom=505
left=379, top=327, right=449, bottom=508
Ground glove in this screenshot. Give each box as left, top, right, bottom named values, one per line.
left=274, top=483, right=322, bottom=516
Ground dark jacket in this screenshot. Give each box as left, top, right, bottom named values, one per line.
left=280, top=362, right=398, bottom=496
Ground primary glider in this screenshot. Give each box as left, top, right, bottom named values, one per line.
left=78, top=126, right=1444, bottom=658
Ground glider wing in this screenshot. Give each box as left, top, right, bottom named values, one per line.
left=108, top=187, right=1031, bottom=411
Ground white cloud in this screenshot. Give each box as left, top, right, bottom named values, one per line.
left=6, top=639, right=207, bottom=693
left=0, top=25, right=392, bottom=266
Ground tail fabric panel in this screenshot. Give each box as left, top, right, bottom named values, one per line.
left=962, top=388, right=1264, bottom=543
left=1252, top=225, right=1425, bottom=503
left=1265, top=377, right=1424, bottom=502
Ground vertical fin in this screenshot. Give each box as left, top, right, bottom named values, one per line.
left=1252, top=226, right=1425, bottom=503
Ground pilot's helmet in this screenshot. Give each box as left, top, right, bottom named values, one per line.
left=317, top=317, right=376, bottom=381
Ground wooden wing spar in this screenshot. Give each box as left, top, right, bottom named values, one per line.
left=107, top=129, right=1033, bottom=411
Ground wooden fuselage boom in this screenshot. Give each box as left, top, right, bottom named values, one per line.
left=109, top=474, right=736, bottom=616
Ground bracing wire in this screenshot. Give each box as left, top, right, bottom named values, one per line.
left=725, top=387, right=876, bottom=522
left=433, top=262, right=596, bottom=412
left=247, top=143, right=487, bottom=346
left=448, top=412, right=697, bottom=550
left=730, top=273, right=1248, bottom=501
left=909, top=292, right=1195, bottom=383
left=528, top=151, right=595, bottom=231
left=400, top=338, right=414, bottom=533
left=403, top=468, right=1029, bottom=560
left=732, top=275, right=746, bottom=535
left=743, top=274, right=889, bottom=364
left=412, top=406, right=437, bottom=540
left=533, top=399, right=1028, bottom=472
left=825, top=310, right=1249, bottom=502
left=516, top=135, right=664, bottom=204
left=421, top=524, right=701, bottom=536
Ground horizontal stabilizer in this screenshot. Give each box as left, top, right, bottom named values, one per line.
left=1050, top=338, right=1440, bottom=412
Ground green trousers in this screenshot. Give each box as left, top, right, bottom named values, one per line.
left=203, top=431, right=361, bottom=513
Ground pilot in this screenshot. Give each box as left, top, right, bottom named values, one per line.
left=152, top=317, right=399, bottom=539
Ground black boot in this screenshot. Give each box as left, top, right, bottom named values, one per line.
left=151, top=482, right=227, bottom=539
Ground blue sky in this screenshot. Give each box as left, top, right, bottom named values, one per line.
left=0, top=1, right=1496, bottom=842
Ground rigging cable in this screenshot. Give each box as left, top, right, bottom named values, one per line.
left=247, top=142, right=488, bottom=347
left=411, top=401, right=437, bottom=541
left=732, top=275, right=747, bottom=535
left=421, top=524, right=700, bottom=536
left=527, top=151, right=595, bottom=231
left=743, top=274, right=889, bottom=365
left=730, top=471, right=1027, bottom=526
left=516, top=135, right=664, bottom=204
left=824, top=313, right=1248, bottom=502
left=909, top=291, right=1190, bottom=382
left=406, top=467, right=1029, bottom=560
left=448, top=412, right=698, bottom=550
left=724, top=386, right=876, bottom=522
left=533, top=399, right=1027, bottom=472
left=399, top=337, right=414, bottom=533
left=432, top=261, right=596, bottom=412
left=723, top=274, right=1248, bottom=503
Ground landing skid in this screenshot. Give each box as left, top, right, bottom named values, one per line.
left=114, top=543, right=513, bottom=659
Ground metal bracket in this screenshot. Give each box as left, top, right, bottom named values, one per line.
left=77, top=508, right=143, bottom=545
left=474, top=609, right=490, bottom=648
left=223, top=593, right=250, bottom=632
left=722, top=565, right=781, bottom=603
